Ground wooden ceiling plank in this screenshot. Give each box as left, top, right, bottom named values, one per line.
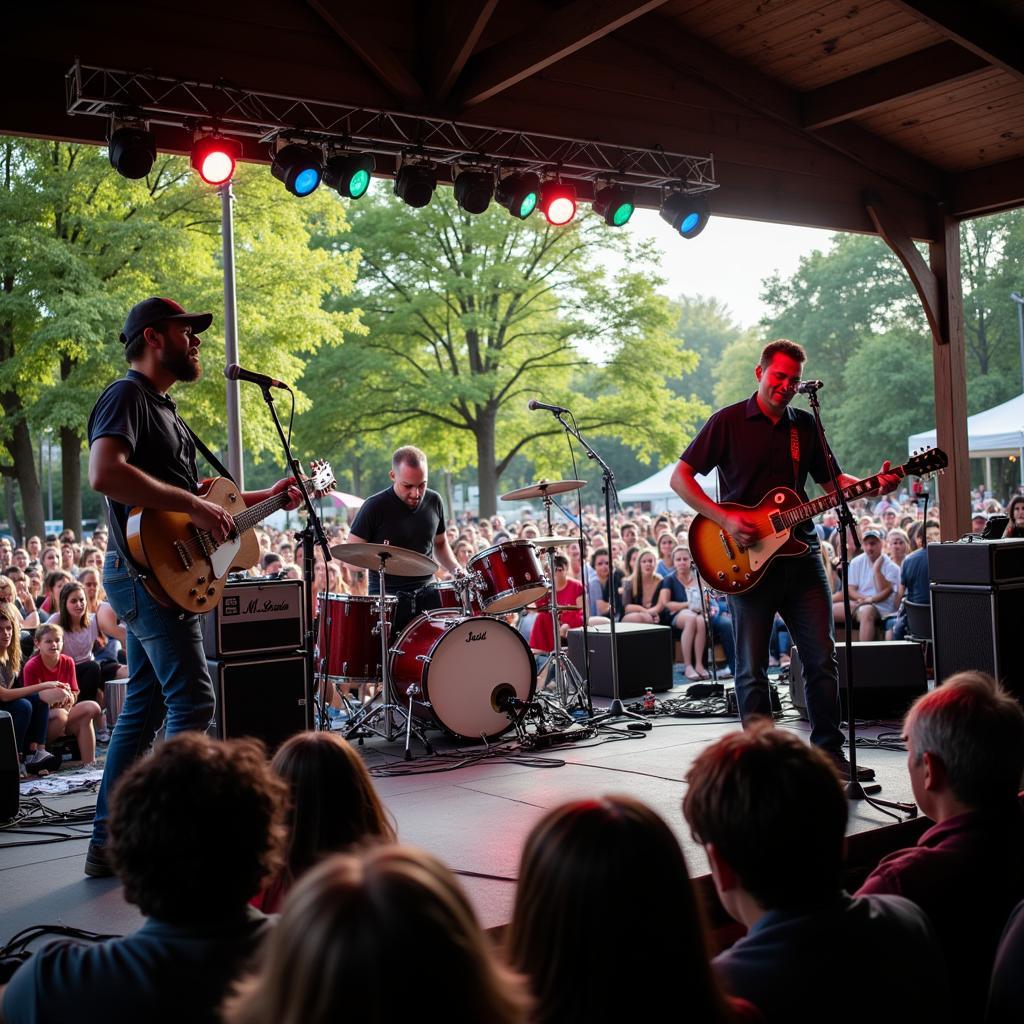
left=803, top=42, right=993, bottom=129
left=858, top=69, right=1012, bottom=122
left=862, top=82, right=1024, bottom=134
left=701, top=0, right=891, bottom=48
left=307, top=0, right=426, bottom=104
left=889, top=0, right=1024, bottom=84
left=429, top=0, right=499, bottom=101
left=455, top=0, right=672, bottom=108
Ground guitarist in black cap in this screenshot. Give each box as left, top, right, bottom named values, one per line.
left=84, top=297, right=302, bottom=877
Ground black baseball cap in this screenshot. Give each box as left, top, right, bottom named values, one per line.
left=120, top=297, right=213, bottom=344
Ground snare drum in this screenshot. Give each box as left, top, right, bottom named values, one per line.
left=316, top=592, right=396, bottom=684
left=468, top=540, right=549, bottom=613
left=416, top=578, right=483, bottom=616
left=389, top=614, right=536, bottom=741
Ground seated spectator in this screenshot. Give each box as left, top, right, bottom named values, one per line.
left=988, top=899, right=1024, bottom=1023
left=529, top=554, right=584, bottom=654
left=508, top=796, right=750, bottom=1023
left=1004, top=494, right=1024, bottom=539
left=857, top=672, right=1024, bottom=1020
left=832, top=528, right=899, bottom=640
left=0, top=732, right=286, bottom=1024
left=586, top=548, right=622, bottom=620
left=683, top=721, right=948, bottom=1023
left=657, top=545, right=708, bottom=679
left=252, top=732, right=396, bottom=912
left=654, top=531, right=677, bottom=576
left=225, top=846, right=529, bottom=1024
left=260, top=552, right=283, bottom=576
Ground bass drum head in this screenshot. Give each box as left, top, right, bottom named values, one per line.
left=424, top=616, right=536, bottom=742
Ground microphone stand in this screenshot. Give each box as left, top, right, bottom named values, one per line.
left=256, top=383, right=333, bottom=733
left=545, top=408, right=644, bottom=726
left=804, top=383, right=914, bottom=817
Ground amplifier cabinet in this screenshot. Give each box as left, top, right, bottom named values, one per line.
left=0, top=711, right=18, bottom=823
left=209, top=654, right=309, bottom=750
left=927, top=539, right=1024, bottom=586
left=202, top=578, right=305, bottom=659
left=567, top=622, right=673, bottom=699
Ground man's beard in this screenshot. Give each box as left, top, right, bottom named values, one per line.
left=160, top=346, right=201, bottom=382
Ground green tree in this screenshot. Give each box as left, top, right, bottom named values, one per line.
left=668, top=294, right=748, bottom=408
left=304, top=189, right=706, bottom=516
left=712, top=334, right=765, bottom=408
left=0, top=138, right=361, bottom=539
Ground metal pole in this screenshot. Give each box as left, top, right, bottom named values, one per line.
left=47, top=436, right=53, bottom=521
left=1012, top=293, right=1024, bottom=486
left=221, top=181, right=244, bottom=487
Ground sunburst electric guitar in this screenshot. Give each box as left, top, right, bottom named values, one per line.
left=126, top=459, right=335, bottom=613
left=688, top=448, right=947, bottom=596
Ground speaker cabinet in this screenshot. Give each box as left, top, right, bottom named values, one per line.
left=567, top=622, right=673, bottom=698
left=209, top=655, right=309, bottom=750
left=201, top=578, right=305, bottom=659
left=930, top=583, right=1024, bottom=697
left=790, top=641, right=928, bottom=720
left=0, top=711, right=18, bottom=823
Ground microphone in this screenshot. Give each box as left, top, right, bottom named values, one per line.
left=527, top=399, right=570, bottom=414
left=224, top=364, right=290, bottom=390
left=796, top=379, right=824, bottom=394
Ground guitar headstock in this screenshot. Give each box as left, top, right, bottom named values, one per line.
left=904, top=447, right=948, bottom=479
left=308, top=459, right=336, bottom=499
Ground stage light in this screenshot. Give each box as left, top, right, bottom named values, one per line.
left=659, top=193, right=710, bottom=238
left=324, top=152, right=375, bottom=199
left=593, top=185, right=635, bottom=227
left=271, top=144, right=323, bottom=197
left=108, top=124, right=156, bottom=180
left=454, top=169, right=494, bottom=214
left=540, top=180, right=577, bottom=226
left=394, top=163, right=437, bottom=208
left=495, top=172, right=540, bottom=219
left=190, top=135, right=241, bottom=186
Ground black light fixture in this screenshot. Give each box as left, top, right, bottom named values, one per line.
left=495, top=171, right=540, bottom=219
left=593, top=185, right=636, bottom=227
left=453, top=168, right=494, bottom=214
left=394, top=161, right=437, bottom=208
left=324, top=151, right=375, bottom=199
left=108, top=122, right=156, bottom=180
left=659, top=193, right=710, bottom=239
left=271, top=143, right=324, bottom=197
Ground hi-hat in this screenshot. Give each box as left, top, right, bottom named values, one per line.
left=500, top=479, right=585, bottom=501
left=330, top=542, right=438, bottom=576
left=529, top=536, right=576, bottom=549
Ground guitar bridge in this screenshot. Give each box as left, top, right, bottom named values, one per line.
left=718, top=531, right=735, bottom=559
left=174, top=540, right=193, bottom=570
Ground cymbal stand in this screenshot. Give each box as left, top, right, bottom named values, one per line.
left=344, top=555, right=433, bottom=759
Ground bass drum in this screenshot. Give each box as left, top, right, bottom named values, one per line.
left=389, top=614, right=536, bottom=742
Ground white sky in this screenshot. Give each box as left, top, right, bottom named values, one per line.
left=624, top=208, right=837, bottom=329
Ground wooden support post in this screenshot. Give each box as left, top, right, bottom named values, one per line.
left=866, top=195, right=971, bottom=540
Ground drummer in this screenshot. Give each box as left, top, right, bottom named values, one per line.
left=345, top=446, right=461, bottom=632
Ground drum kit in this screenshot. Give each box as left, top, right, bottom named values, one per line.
left=315, top=479, right=591, bottom=757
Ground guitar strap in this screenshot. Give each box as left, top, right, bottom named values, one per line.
left=183, top=423, right=236, bottom=485
left=789, top=422, right=801, bottom=488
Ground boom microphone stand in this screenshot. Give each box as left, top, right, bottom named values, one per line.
left=804, top=382, right=914, bottom=817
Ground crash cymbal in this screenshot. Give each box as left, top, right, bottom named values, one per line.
left=528, top=536, right=576, bottom=549
left=330, top=542, right=438, bottom=577
left=500, top=479, right=586, bottom=501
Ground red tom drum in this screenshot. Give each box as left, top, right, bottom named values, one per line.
left=468, top=540, right=549, bottom=613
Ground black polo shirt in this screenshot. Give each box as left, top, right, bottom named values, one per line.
left=349, top=486, right=446, bottom=593
left=87, top=370, right=199, bottom=563
left=681, top=393, right=836, bottom=543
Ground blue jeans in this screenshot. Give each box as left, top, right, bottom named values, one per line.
left=729, top=550, right=844, bottom=753
left=4, top=693, right=49, bottom=755
left=709, top=609, right=736, bottom=675
left=92, top=552, right=216, bottom=845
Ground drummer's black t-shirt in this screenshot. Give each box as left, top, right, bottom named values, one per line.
left=349, top=486, right=446, bottom=593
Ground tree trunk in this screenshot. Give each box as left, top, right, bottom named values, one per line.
left=61, top=426, right=82, bottom=540
left=4, top=478, right=22, bottom=544
left=2, top=411, right=44, bottom=539
left=475, top=408, right=498, bottom=517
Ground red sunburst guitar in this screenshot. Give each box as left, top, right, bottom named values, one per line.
left=688, top=448, right=947, bottom=595
left=126, top=459, right=335, bottom=613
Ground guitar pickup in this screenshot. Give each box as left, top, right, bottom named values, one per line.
left=174, top=540, right=193, bottom=570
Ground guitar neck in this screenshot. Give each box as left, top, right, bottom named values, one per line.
left=773, top=467, right=906, bottom=532
left=232, top=490, right=291, bottom=534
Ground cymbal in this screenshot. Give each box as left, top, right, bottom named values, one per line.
left=529, top=536, right=576, bottom=549
left=330, top=542, right=438, bottom=577
left=500, top=479, right=586, bottom=501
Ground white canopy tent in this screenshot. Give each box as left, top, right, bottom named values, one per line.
left=908, top=392, right=1024, bottom=491
left=618, top=464, right=719, bottom=511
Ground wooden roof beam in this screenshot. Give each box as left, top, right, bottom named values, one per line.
left=890, top=0, right=1024, bottom=84
left=427, top=0, right=499, bottom=103
left=802, top=41, right=990, bottom=130
left=307, top=1, right=425, bottom=105
left=616, top=17, right=947, bottom=205
left=950, top=155, right=1024, bottom=218
left=455, top=0, right=670, bottom=108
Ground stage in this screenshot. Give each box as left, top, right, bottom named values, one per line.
left=0, top=678, right=926, bottom=944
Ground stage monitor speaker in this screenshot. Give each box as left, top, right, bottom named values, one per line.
left=567, top=622, right=673, bottom=698
left=789, top=641, right=927, bottom=721
left=930, top=583, right=1024, bottom=697
left=209, top=655, right=309, bottom=751
left=0, top=711, right=18, bottom=823
left=201, top=578, right=304, bottom=659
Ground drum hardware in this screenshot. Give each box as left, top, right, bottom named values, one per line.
left=499, top=479, right=586, bottom=501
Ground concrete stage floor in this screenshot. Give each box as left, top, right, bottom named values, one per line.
left=0, top=679, right=923, bottom=943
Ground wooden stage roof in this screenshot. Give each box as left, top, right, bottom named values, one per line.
left=4, top=0, right=1024, bottom=240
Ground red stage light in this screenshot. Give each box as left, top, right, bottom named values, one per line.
left=540, top=181, right=577, bottom=226
left=191, top=136, right=242, bottom=186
